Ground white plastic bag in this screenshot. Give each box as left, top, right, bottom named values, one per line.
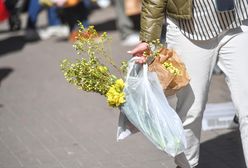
left=118, top=57, right=187, bottom=157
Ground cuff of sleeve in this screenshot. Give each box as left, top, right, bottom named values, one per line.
left=139, top=30, right=161, bottom=43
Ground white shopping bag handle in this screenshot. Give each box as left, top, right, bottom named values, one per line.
left=126, top=57, right=148, bottom=81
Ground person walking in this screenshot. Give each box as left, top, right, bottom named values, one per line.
left=129, top=0, right=248, bottom=167
left=114, top=0, right=139, bottom=46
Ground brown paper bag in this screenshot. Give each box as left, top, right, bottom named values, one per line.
left=148, top=48, right=190, bottom=96
left=124, top=0, right=141, bottom=16
left=148, top=56, right=175, bottom=90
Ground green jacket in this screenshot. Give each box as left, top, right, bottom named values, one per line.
left=140, top=0, right=193, bottom=42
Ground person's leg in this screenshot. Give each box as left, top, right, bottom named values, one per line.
left=72, top=1, right=89, bottom=28
left=24, top=0, right=43, bottom=41
left=38, top=6, right=69, bottom=40
left=114, top=0, right=134, bottom=39
left=5, top=0, right=22, bottom=30
left=60, top=2, right=89, bottom=42
left=217, top=24, right=248, bottom=167
left=166, top=19, right=219, bottom=168
left=26, top=0, right=42, bottom=29
left=47, top=6, right=61, bottom=26
left=114, top=0, right=139, bottom=46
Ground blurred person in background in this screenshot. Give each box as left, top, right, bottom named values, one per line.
left=56, top=0, right=90, bottom=42
left=114, top=0, right=139, bottom=46
left=4, top=0, right=25, bottom=31
left=129, top=0, right=248, bottom=167
left=25, top=0, right=69, bottom=41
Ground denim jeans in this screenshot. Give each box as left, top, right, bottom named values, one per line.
left=26, top=0, right=61, bottom=29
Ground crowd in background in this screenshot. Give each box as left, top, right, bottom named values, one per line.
left=0, top=0, right=140, bottom=45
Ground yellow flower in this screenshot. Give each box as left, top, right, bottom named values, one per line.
left=97, top=66, right=108, bottom=73
left=163, top=61, right=181, bottom=76
left=115, top=79, right=125, bottom=90
left=106, top=79, right=126, bottom=107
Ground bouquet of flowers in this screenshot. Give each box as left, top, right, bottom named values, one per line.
left=60, top=23, right=186, bottom=157
left=61, top=23, right=128, bottom=108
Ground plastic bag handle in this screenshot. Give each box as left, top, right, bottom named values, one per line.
left=126, top=57, right=140, bottom=79
left=126, top=57, right=149, bottom=80
left=126, top=57, right=148, bottom=79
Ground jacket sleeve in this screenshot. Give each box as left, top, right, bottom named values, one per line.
left=139, top=0, right=166, bottom=42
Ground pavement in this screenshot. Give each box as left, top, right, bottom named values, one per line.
left=0, top=6, right=246, bottom=168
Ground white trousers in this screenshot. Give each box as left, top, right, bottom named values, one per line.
left=166, top=19, right=248, bottom=168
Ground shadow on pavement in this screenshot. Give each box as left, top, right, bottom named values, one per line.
left=0, top=67, right=13, bottom=84
left=198, top=129, right=246, bottom=168
left=94, top=18, right=116, bottom=32
left=0, top=67, right=13, bottom=108
left=0, top=29, right=11, bottom=34
left=0, top=35, right=26, bottom=56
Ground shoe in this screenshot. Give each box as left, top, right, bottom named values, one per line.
left=121, top=33, right=140, bottom=46
left=25, top=28, right=40, bottom=42
left=38, top=25, right=69, bottom=40
left=96, top=0, right=111, bottom=8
